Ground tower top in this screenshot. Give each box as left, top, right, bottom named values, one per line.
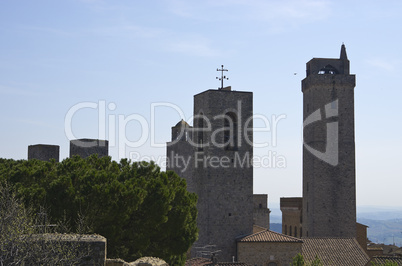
left=340, top=43, right=348, bottom=60
left=304, top=45, right=351, bottom=78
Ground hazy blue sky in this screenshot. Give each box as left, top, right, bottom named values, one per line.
left=1, top=0, right=401, bottom=208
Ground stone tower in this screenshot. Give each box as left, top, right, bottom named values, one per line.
left=28, top=144, right=60, bottom=162
left=167, top=87, right=253, bottom=261
left=302, top=44, right=356, bottom=238
left=70, top=139, right=109, bottom=158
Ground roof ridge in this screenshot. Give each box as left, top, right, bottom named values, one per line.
left=302, top=237, right=356, bottom=239
left=238, top=229, right=303, bottom=243
left=265, top=229, right=302, bottom=241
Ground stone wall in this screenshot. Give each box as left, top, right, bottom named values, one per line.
left=237, top=241, right=302, bottom=266
left=30, top=234, right=106, bottom=265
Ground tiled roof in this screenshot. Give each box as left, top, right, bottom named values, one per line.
left=185, top=258, right=249, bottom=266
left=370, top=256, right=402, bottom=266
left=185, top=257, right=212, bottom=266
left=252, top=224, right=267, bottom=233
left=237, top=229, right=303, bottom=243
left=217, top=263, right=248, bottom=266
left=302, top=238, right=370, bottom=266
left=356, top=222, right=368, bottom=227
left=367, top=247, right=384, bottom=251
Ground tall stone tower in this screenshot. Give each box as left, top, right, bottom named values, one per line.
left=167, top=87, right=253, bottom=261
left=302, top=44, right=356, bottom=238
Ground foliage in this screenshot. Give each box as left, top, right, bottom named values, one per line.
left=0, top=184, right=89, bottom=265
left=371, top=260, right=399, bottom=266
left=0, top=156, right=198, bottom=265
left=292, top=253, right=305, bottom=266
left=292, top=253, right=323, bottom=266
left=310, top=255, right=323, bottom=266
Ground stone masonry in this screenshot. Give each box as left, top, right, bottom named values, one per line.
left=302, top=44, right=356, bottom=238
left=28, top=144, right=60, bottom=162
left=167, top=87, right=254, bottom=262
left=253, top=194, right=270, bottom=229
left=70, top=139, right=109, bottom=158
left=280, top=197, right=302, bottom=237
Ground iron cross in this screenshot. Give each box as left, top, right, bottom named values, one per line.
left=216, top=65, right=228, bottom=90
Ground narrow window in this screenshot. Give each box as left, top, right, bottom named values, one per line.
left=290, top=226, right=292, bottom=236
left=284, top=225, right=287, bottom=235
left=294, top=226, right=297, bottom=237
left=259, top=203, right=262, bottom=209
left=300, top=227, right=303, bottom=237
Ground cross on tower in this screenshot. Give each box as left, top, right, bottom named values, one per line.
left=216, top=65, right=228, bottom=90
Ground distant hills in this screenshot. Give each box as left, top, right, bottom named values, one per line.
left=269, top=205, right=402, bottom=246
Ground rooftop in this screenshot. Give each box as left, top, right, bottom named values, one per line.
left=302, top=238, right=370, bottom=266
left=238, top=229, right=303, bottom=243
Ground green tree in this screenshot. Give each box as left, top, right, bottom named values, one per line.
left=292, top=253, right=305, bottom=266
left=0, top=183, right=89, bottom=265
left=292, top=253, right=323, bottom=266
left=0, top=156, right=198, bottom=265
left=371, top=260, right=398, bottom=266
left=310, top=255, right=323, bottom=266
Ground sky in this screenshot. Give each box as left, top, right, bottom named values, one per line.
left=0, top=0, right=401, bottom=209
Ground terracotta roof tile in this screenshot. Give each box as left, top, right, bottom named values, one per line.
left=301, top=238, right=370, bottom=266
left=370, top=256, right=402, bottom=266
left=217, top=263, right=249, bottom=266
left=185, top=257, right=212, bottom=266
left=185, top=258, right=249, bottom=266
left=237, top=230, right=303, bottom=243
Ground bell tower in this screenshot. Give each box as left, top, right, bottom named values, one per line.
left=302, top=44, right=356, bottom=238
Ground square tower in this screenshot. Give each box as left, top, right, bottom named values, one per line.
left=302, top=44, right=356, bottom=238
left=167, top=87, right=254, bottom=261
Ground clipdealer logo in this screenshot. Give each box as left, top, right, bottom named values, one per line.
left=303, top=100, right=339, bottom=166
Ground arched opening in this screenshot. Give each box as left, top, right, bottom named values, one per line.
left=284, top=225, right=287, bottom=235
left=294, top=226, right=297, bottom=237
left=318, top=64, right=339, bottom=75
left=289, top=226, right=292, bottom=236
left=224, top=112, right=238, bottom=150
